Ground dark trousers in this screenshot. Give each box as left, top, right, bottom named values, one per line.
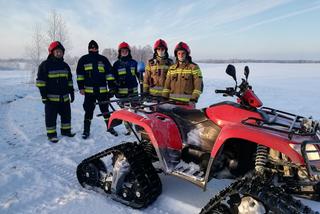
left=45, top=102, right=71, bottom=138
left=83, top=93, right=110, bottom=129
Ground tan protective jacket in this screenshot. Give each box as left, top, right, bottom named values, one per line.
left=162, top=61, right=203, bottom=102
left=143, top=57, right=173, bottom=96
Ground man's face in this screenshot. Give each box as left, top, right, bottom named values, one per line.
left=53, top=49, right=64, bottom=58
left=89, top=48, right=98, bottom=52
left=120, top=48, right=129, bottom=57
left=156, top=47, right=166, bottom=57
left=177, top=50, right=186, bottom=62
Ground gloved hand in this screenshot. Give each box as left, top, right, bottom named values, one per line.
left=42, top=97, right=48, bottom=104
left=70, top=92, right=75, bottom=103
left=108, top=90, right=115, bottom=99
left=190, top=98, right=198, bottom=103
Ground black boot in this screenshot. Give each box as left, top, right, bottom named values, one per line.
left=107, top=127, right=118, bottom=136
left=62, top=131, right=76, bottom=137
left=48, top=136, right=59, bottom=143
left=82, top=120, right=91, bottom=139
left=124, top=122, right=131, bottom=135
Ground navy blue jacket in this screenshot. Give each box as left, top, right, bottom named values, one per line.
left=36, top=55, right=74, bottom=102
left=76, top=52, right=115, bottom=95
left=113, top=56, right=139, bottom=98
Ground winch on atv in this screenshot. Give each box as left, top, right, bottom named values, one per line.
left=76, top=64, right=320, bottom=213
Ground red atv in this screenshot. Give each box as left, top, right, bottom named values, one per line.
left=76, top=64, right=320, bottom=213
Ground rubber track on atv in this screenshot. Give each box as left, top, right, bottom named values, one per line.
left=200, top=173, right=319, bottom=214
left=77, top=142, right=162, bottom=208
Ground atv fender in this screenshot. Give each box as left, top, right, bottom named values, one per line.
left=108, top=109, right=183, bottom=171
left=210, top=124, right=304, bottom=164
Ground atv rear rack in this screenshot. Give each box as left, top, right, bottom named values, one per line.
left=97, top=95, right=178, bottom=115
left=242, top=107, right=319, bottom=140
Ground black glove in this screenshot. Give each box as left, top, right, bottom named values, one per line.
left=42, top=97, right=48, bottom=104
left=70, top=92, right=75, bottom=103
left=108, top=90, right=115, bottom=99
left=190, top=98, right=198, bottom=103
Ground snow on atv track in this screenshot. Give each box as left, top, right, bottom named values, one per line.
left=0, top=63, right=320, bottom=213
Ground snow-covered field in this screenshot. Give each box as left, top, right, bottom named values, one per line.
left=0, top=63, right=320, bottom=214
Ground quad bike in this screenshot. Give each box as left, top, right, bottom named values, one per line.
left=76, top=64, right=320, bottom=213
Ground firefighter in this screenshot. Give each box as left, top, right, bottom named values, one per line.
left=162, top=42, right=203, bottom=105
left=143, top=39, right=173, bottom=96
left=76, top=40, right=117, bottom=139
left=113, top=42, right=139, bottom=135
left=36, top=41, right=75, bottom=143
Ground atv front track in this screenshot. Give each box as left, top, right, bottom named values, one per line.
left=200, top=173, right=319, bottom=214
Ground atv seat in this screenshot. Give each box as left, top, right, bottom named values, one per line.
left=157, top=105, right=220, bottom=152
left=157, top=105, right=208, bottom=124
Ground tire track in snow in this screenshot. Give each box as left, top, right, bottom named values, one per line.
left=11, top=153, right=89, bottom=214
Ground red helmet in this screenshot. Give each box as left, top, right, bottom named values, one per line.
left=118, top=42, right=130, bottom=50
left=48, top=41, right=65, bottom=54
left=153, top=39, right=168, bottom=51
left=174, top=42, right=190, bottom=56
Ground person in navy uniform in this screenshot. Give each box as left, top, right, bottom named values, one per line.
left=76, top=40, right=118, bottom=139
left=36, top=41, right=75, bottom=143
left=113, top=42, right=139, bottom=135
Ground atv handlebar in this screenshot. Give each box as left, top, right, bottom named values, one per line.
left=215, top=89, right=228, bottom=94
left=215, top=87, right=235, bottom=96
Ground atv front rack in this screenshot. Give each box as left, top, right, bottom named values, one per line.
left=242, top=107, right=319, bottom=140
left=301, top=140, right=320, bottom=177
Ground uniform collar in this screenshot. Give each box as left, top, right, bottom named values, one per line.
left=177, top=60, right=189, bottom=68
left=47, top=54, right=64, bottom=62
left=120, top=56, right=130, bottom=62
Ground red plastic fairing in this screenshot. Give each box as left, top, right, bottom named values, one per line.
left=242, top=89, right=263, bottom=108
left=108, top=109, right=183, bottom=150
left=206, top=103, right=263, bottom=127
left=210, top=124, right=305, bottom=165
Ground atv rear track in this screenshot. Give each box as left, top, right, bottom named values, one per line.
left=76, top=142, right=162, bottom=208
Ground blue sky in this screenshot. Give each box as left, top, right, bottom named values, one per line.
left=0, top=0, right=320, bottom=59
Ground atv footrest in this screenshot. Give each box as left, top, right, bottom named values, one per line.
left=171, top=163, right=205, bottom=188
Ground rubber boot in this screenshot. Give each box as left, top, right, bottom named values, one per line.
left=48, top=137, right=59, bottom=143
left=124, top=122, right=131, bottom=136
left=82, top=120, right=91, bottom=139
left=107, top=127, right=118, bottom=136
left=61, top=131, right=76, bottom=137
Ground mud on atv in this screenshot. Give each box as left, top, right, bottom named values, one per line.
left=76, top=64, right=320, bottom=213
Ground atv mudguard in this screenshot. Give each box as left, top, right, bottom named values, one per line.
left=109, top=109, right=183, bottom=171
left=211, top=124, right=305, bottom=164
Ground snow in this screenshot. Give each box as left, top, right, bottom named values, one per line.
left=1, top=63, right=320, bottom=213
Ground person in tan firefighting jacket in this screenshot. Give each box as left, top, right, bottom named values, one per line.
left=162, top=42, right=203, bottom=104
left=36, top=41, right=75, bottom=143
left=76, top=40, right=118, bottom=139
left=143, top=39, right=173, bottom=96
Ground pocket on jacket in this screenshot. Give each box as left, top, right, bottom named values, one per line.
left=171, top=74, right=178, bottom=81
